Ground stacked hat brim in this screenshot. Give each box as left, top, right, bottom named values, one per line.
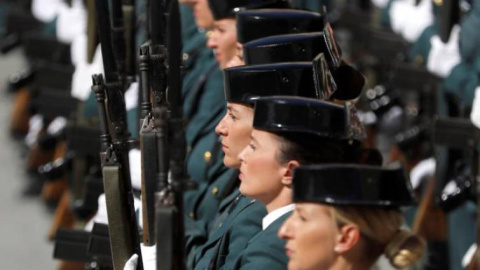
left=252, top=96, right=366, bottom=141
left=236, top=9, right=326, bottom=44
left=208, top=0, right=290, bottom=20
left=224, top=59, right=336, bottom=104
left=292, top=164, right=416, bottom=207
left=242, top=29, right=364, bottom=101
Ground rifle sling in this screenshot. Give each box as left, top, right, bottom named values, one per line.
left=103, top=165, right=134, bottom=270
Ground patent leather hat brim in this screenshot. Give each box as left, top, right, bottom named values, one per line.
left=252, top=96, right=349, bottom=138
left=208, top=0, right=290, bottom=20
left=293, top=164, right=416, bottom=207
left=224, top=62, right=334, bottom=104
left=236, top=9, right=325, bottom=43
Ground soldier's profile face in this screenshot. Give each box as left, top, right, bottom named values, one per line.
left=237, top=129, right=288, bottom=205
left=279, top=203, right=339, bottom=270
left=207, top=18, right=238, bottom=69
left=215, top=102, right=253, bottom=168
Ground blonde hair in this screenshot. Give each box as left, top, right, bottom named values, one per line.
left=331, top=206, right=425, bottom=269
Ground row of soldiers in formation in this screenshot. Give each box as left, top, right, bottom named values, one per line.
left=1, top=0, right=480, bottom=269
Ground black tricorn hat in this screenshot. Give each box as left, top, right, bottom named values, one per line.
left=243, top=31, right=365, bottom=100
left=208, top=0, right=290, bottom=20
left=224, top=58, right=337, bottom=104
left=236, top=9, right=326, bottom=44
left=252, top=96, right=365, bottom=141
left=243, top=32, right=341, bottom=70
left=252, top=96, right=349, bottom=139
left=292, top=164, right=416, bottom=207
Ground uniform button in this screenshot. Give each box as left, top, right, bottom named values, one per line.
left=183, top=53, right=189, bottom=61
left=415, top=55, right=424, bottom=66
left=434, top=0, right=442, bottom=6
left=91, top=117, right=99, bottom=125
left=211, top=186, right=219, bottom=196
left=218, top=223, right=222, bottom=228
left=187, top=146, right=192, bottom=153
left=206, top=30, right=213, bottom=39
left=189, top=212, right=195, bottom=219
left=204, top=151, right=212, bottom=162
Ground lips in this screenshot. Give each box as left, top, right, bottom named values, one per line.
left=285, top=246, right=294, bottom=257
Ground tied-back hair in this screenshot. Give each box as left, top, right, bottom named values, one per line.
left=274, top=133, right=382, bottom=166
left=332, top=206, right=426, bottom=269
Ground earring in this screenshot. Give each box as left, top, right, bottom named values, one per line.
left=334, top=246, right=341, bottom=252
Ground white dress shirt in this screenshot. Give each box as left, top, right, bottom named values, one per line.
left=262, top=204, right=295, bottom=230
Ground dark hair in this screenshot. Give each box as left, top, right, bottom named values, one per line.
left=275, top=133, right=383, bottom=166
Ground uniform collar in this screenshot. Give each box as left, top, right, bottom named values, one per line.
left=262, top=204, right=295, bottom=230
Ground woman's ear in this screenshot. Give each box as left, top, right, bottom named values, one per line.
left=333, top=224, right=360, bottom=254
left=281, top=160, right=300, bottom=185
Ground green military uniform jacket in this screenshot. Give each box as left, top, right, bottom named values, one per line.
left=443, top=0, right=480, bottom=108
left=188, top=190, right=267, bottom=270
left=180, top=34, right=231, bottom=230
left=212, top=211, right=291, bottom=270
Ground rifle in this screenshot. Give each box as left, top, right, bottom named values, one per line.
left=138, top=0, right=188, bottom=268
left=93, top=0, right=142, bottom=268
left=156, top=1, right=188, bottom=269
left=439, top=0, right=460, bottom=43
left=138, top=0, right=169, bottom=247
left=414, top=117, right=480, bottom=269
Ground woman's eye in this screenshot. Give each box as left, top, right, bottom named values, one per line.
left=299, top=214, right=307, bottom=222
left=228, top=113, right=237, bottom=121
left=249, top=143, right=256, bottom=150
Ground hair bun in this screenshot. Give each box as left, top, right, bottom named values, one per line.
left=385, top=229, right=426, bottom=269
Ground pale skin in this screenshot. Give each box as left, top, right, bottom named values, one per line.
left=207, top=18, right=239, bottom=69
left=237, top=129, right=298, bottom=213
left=215, top=102, right=254, bottom=168
left=278, top=203, right=371, bottom=270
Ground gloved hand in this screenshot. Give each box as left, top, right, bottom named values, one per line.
left=25, top=114, right=44, bottom=147
left=389, top=0, right=412, bottom=35
left=31, top=0, right=62, bottom=23
left=71, top=45, right=104, bottom=101
left=371, top=0, right=389, bottom=8
left=125, top=82, right=139, bottom=111
left=427, top=25, right=461, bottom=78
left=470, top=86, right=480, bottom=128
left=129, top=148, right=142, bottom=190
left=123, top=244, right=157, bottom=270
left=71, top=34, right=87, bottom=66
left=56, top=0, right=87, bottom=43
left=46, top=117, right=67, bottom=135
left=400, top=0, right=433, bottom=42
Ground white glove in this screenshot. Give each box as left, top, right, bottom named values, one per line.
left=84, top=191, right=142, bottom=231
left=71, top=45, right=104, bottom=101
left=129, top=149, right=142, bottom=190
left=427, top=25, right=461, bottom=78
left=70, top=34, right=87, bottom=67
left=55, top=0, right=87, bottom=44
left=462, top=244, right=478, bottom=268
left=31, top=0, right=62, bottom=23
left=470, top=87, right=480, bottom=128
left=400, top=0, right=433, bottom=42
left=124, top=245, right=157, bottom=270
left=389, top=0, right=413, bottom=35
left=25, top=114, right=44, bottom=147
left=371, top=0, right=389, bottom=9
left=124, top=254, right=139, bottom=270
left=125, top=82, right=139, bottom=111
left=47, top=117, right=67, bottom=135
left=409, top=157, right=435, bottom=190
